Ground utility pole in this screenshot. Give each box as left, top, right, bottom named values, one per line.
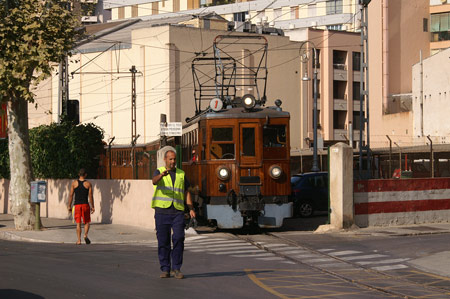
left=58, top=56, right=69, bottom=122
left=359, top=0, right=371, bottom=178
left=130, top=65, right=138, bottom=179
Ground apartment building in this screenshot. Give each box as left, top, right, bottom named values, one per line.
left=430, top=0, right=450, bottom=53
left=103, top=0, right=360, bottom=31
left=286, top=28, right=361, bottom=154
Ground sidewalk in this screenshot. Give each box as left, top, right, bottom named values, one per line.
left=0, top=214, right=159, bottom=245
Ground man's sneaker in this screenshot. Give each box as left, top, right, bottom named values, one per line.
left=173, top=270, right=184, bottom=279
left=160, top=271, right=170, bottom=278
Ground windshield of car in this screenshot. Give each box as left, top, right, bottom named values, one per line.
left=291, top=175, right=304, bottom=186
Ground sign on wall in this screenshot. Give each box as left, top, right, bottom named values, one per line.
left=0, top=104, right=6, bottom=139
left=160, top=122, right=182, bottom=137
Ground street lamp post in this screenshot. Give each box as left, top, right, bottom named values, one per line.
left=301, top=41, right=320, bottom=172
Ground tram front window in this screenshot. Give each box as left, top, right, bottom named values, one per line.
left=263, top=125, right=286, bottom=148
left=210, top=127, right=235, bottom=160
left=263, top=125, right=287, bottom=159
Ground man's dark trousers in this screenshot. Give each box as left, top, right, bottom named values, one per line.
left=155, top=213, right=185, bottom=272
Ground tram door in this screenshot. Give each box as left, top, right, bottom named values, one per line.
left=239, top=123, right=261, bottom=168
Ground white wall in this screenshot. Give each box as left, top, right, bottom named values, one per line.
left=412, top=47, right=450, bottom=145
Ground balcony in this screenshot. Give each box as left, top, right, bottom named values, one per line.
left=334, top=98, right=347, bottom=111
left=333, top=67, right=347, bottom=81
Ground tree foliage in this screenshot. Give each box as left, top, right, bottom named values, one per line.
left=0, top=0, right=79, bottom=103
left=29, top=121, right=105, bottom=179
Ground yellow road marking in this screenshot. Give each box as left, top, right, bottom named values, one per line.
left=245, top=269, right=290, bottom=299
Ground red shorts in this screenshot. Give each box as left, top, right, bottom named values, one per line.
left=74, top=204, right=91, bottom=224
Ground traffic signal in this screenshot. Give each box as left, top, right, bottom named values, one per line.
left=67, top=100, right=79, bottom=125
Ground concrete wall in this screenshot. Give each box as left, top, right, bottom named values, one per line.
left=354, top=178, right=450, bottom=227
left=412, top=47, right=450, bottom=145
left=0, top=179, right=156, bottom=229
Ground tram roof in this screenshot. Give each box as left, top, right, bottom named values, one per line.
left=199, top=106, right=290, bottom=121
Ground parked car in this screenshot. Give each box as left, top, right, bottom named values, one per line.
left=291, top=172, right=329, bottom=217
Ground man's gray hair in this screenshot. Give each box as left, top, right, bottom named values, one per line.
left=164, top=149, right=176, bottom=158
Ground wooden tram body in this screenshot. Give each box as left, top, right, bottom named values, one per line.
left=182, top=105, right=292, bottom=229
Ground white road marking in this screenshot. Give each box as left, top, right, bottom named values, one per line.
left=185, top=240, right=244, bottom=246
left=329, top=250, right=363, bottom=256
left=268, top=247, right=303, bottom=252
left=341, top=254, right=387, bottom=261
left=231, top=253, right=275, bottom=258
left=282, top=261, right=296, bottom=264
left=185, top=242, right=250, bottom=249
left=307, top=258, right=337, bottom=263
left=273, top=250, right=308, bottom=255
left=185, top=236, right=210, bottom=241
left=257, top=243, right=290, bottom=248
left=357, top=258, right=410, bottom=265
left=318, top=249, right=334, bottom=252
left=210, top=249, right=265, bottom=255
left=189, top=245, right=257, bottom=252
left=372, top=264, right=408, bottom=271
left=256, top=257, right=286, bottom=261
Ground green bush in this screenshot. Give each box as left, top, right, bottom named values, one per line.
left=29, top=121, right=105, bottom=179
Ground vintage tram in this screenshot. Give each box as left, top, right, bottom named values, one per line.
left=181, top=96, right=292, bottom=229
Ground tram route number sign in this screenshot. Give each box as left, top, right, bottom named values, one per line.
left=160, top=122, right=182, bottom=136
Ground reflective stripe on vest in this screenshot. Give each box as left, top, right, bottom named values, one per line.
left=152, top=166, right=185, bottom=211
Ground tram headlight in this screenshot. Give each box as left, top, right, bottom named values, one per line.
left=269, top=165, right=283, bottom=179
left=242, top=94, right=256, bottom=110
left=217, top=166, right=231, bottom=181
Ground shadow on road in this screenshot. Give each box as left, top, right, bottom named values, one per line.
left=0, top=289, right=44, bottom=299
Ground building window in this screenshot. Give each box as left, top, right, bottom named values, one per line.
left=333, top=111, right=347, bottom=130
left=353, top=82, right=360, bottom=101
left=423, top=18, right=428, bottom=32
left=333, top=50, right=347, bottom=70
left=313, top=49, right=320, bottom=68
left=274, top=8, right=282, bottom=20
left=431, top=12, right=450, bottom=42
left=118, top=7, right=124, bottom=19
left=326, top=0, right=343, bottom=15
left=327, top=24, right=343, bottom=31
left=131, top=5, right=138, bottom=17
left=290, top=6, right=299, bottom=19
left=308, top=4, right=316, bottom=17
left=233, top=12, right=246, bottom=22
left=352, top=52, right=360, bottom=71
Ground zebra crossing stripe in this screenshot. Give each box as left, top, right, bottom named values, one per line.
left=329, top=250, right=362, bottom=256
left=357, top=258, right=410, bottom=265
left=307, top=258, right=337, bottom=263
left=318, top=249, right=334, bottom=252
left=189, top=246, right=256, bottom=252
left=185, top=242, right=250, bottom=249
left=341, top=254, right=387, bottom=261
left=210, top=249, right=264, bottom=255
left=371, top=264, right=408, bottom=271
left=268, top=247, right=302, bottom=251
left=256, top=257, right=286, bottom=261
left=274, top=250, right=308, bottom=255
left=231, top=253, right=275, bottom=258
left=185, top=240, right=243, bottom=246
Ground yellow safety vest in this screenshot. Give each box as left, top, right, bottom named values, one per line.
left=152, top=167, right=185, bottom=211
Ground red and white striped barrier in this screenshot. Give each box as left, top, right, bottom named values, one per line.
left=354, top=178, right=450, bottom=227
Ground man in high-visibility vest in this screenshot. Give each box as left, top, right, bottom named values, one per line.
left=152, top=149, right=196, bottom=279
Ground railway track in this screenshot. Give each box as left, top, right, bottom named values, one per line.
left=232, top=231, right=450, bottom=298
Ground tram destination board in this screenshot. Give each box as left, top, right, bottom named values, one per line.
left=160, top=122, right=182, bottom=136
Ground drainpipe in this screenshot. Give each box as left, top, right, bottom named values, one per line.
left=419, top=50, right=424, bottom=137
left=382, top=0, right=389, bottom=113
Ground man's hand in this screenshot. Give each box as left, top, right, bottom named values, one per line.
left=161, top=170, right=169, bottom=176
left=91, top=207, right=95, bottom=214
left=68, top=206, right=72, bottom=212
left=189, top=209, right=196, bottom=219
